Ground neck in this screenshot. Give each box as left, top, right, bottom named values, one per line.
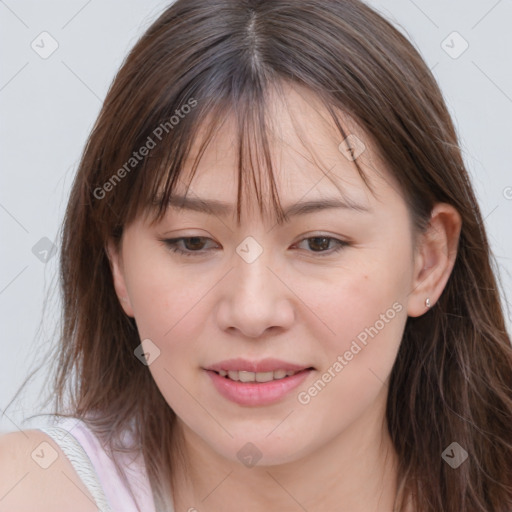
left=171, top=389, right=400, bottom=512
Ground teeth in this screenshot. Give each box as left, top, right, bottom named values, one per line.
left=255, top=371, right=275, bottom=382
left=239, top=371, right=256, bottom=382
left=228, top=370, right=239, bottom=381
left=273, top=369, right=287, bottom=379
left=217, top=369, right=300, bottom=382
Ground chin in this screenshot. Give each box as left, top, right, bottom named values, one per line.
left=206, top=430, right=312, bottom=468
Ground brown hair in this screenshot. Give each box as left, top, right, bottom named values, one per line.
left=11, top=0, right=512, bottom=510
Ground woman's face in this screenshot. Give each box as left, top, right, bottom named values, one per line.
left=109, top=86, right=419, bottom=467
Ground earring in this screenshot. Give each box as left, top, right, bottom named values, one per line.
left=425, top=297, right=431, bottom=308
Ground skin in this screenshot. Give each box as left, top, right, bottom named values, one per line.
left=108, top=84, right=461, bottom=512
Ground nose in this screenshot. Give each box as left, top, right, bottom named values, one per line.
left=215, top=248, right=295, bottom=339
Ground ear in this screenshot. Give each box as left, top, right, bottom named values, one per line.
left=106, top=238, right=135, bottom=318
left=407, top=203, right=462, bottom=317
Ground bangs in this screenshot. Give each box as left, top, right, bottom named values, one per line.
left=124, top=79, right=375, bottom=231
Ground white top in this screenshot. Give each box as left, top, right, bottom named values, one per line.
left=33, top=415, right=165, bottom=512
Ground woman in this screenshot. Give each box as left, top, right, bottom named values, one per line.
left=1, top=1, right=511, bottom=511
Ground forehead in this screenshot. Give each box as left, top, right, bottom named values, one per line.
left=164, top=84, right=400, bottom=224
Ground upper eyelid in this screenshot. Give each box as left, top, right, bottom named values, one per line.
left=162, top=234, right=349, bottom=253
left=162, top=233, right=348, bottom=244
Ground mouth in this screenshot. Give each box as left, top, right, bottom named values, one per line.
left=211, top=368, right=313, bottom=383
left=203, top=360, right=315, bottom=406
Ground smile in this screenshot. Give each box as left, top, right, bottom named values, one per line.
left=216, top=369, right=301, bottom=382
left=205, top=367, right=313, bottom=406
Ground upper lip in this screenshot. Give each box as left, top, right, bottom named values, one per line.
left=204, top=358, right=313, bottom=373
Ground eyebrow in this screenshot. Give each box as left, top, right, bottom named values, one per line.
left=163, top=194, right=371, bottom=220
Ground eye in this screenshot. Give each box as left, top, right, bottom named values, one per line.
left=160, top=234, right=349, bottom=258
left=293, top=236, right=349, bottom=256
left=161, top=236, right=218, bottom=257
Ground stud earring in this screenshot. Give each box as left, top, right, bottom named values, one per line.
left=425, top=297, right=431, bottom=308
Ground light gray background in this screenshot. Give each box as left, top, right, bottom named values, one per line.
left=1, top=0, right=511, bottom=434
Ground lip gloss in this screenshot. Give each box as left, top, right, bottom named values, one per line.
left=205, top=368, right=312, bottom=406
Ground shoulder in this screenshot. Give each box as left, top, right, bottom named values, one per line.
left=0, top=429, right=99, bottom=512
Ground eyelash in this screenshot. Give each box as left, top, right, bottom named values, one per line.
left=160, top=235, right=349, bottom=258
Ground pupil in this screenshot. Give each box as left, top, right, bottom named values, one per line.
left=310, top=237, right=329, bottom=251
left=186, top=237, right=204, bottom=250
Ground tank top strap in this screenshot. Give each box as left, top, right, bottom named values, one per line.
left=36, top=424, right=113, bottom=512
left=33, top=415, right=157, bottom=512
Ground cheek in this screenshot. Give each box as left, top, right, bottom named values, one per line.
left=123, top=243, right=215, bottom=340
left=122, top=244, right=230, bottom=383
left=123, top=250, right=216, bottom=420
left=296, top=245, right=410, bottom=400
left=292, top=269, right=407, bottom=444
left=308, top=255, right=409, bottom=351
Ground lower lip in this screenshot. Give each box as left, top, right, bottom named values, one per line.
left=205, top=369, right=312, bottom=406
